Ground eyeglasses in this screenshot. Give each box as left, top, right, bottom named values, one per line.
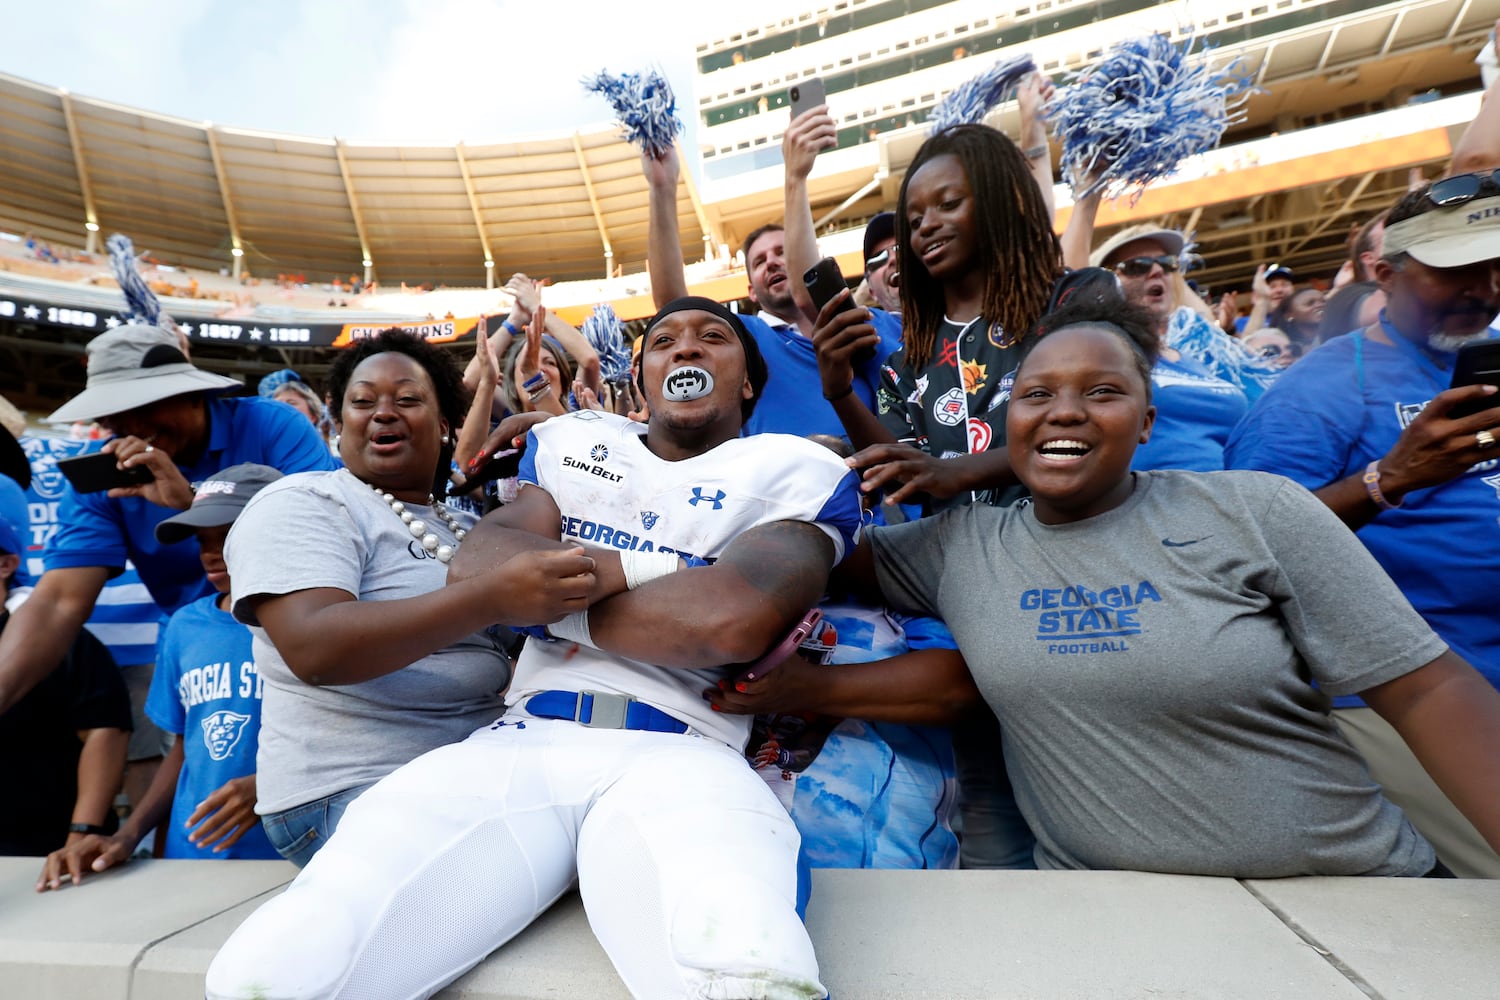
left=1426, top=169, right=1500, bottom=208
left=865, top=248, right=894, bottom=273
left=1112, top=255, right=1180, bottom=277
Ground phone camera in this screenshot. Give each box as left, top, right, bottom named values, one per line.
left=790, top=87, right=800, bottom=102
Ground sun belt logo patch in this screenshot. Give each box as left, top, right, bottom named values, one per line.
left=590, top=443, right=609, bottom=462
left=201, top=710, right=252, bottom=761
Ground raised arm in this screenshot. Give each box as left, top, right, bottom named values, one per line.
left=783, top=105, right=838, bottom=327
left=1449, top=28, right=1500, bottom=176
left=585, top=520, right=837, bottom=668
left=644, top=146, right=689, bottom=307
left=1017, top=73, right=1057, bottom=224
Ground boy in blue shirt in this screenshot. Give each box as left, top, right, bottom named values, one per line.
left=39, top=464, right=284, bottom=886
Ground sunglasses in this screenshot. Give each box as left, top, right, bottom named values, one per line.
left=1426, top=169, right=1500, bottom=208
left=1112, top=255, right=1180, bottom=277
left=1255, top=342, right=1303, bottom=361
left=865, top=248, right=894, bottom=273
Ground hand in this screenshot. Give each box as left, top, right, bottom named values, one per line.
left=1017, top=72, right=1055, bottom=145
left=465, top=324, right=498, bottom=394
left=1251, top=264, right=1272, bottom=304
left=706, top=653, right=821, bottom=717
left=622, top=375, right=650, bottom=423
left=1216, top=292, right=1239, bottom=332
left=640, top=145, right=680, bottom=191
left=1378, top=386, right=1500, bottom=501
left=466, top=411, right=551, bottom=479
left=516, top=305, right=547, bottom=387
left=810, top=291, right=878, bottom=400
left=783, top=105, right=836, bottom=181
left=573, top=379, right=605, bottom=411
left=752, top=739, right=785, bottom=769
left=184, top=775, right=260, bottom=852
left=102, top=436, right=195, bottom=509
left=847, top=441, right=970, bottom=505
left=1331, top=260, right=1355, bottom=291
left=496, top=546, right=598, bottom=625
left=504, top=274, right=540, bottom=326
left=37, top=831, right=135, bottom=891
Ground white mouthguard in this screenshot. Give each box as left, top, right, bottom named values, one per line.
left=661, top=365, right=715, bottom=402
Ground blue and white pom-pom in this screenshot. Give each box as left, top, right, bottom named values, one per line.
left=106, top=233, right=162, bottom=326
left=928, top=53, right=1038, bottom=134
left=582, top=304, right=632, bottom=385
left=1047, top=34, right=1252, bottom=201
left=584, top=69, right=683, bottom=158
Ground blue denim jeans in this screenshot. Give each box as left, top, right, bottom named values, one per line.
left=262, top=783, right=375, bottom=867
left=952, top=709, right=1037, bottom=869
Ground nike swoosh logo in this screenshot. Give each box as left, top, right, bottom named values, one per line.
left=1161, top=537, right=1208, bottom=547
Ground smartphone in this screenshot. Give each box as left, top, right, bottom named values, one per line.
left=57, top=451, right=154, bottom=494
left=788, top=77, right=827, bottom=120
left=1448, top=341, right=1500, bottom=419
left=468, top=442, right=527, bottom=484
left=803, top=257, right=874, bottom=364
left=734, top=609, right=823, bottom=684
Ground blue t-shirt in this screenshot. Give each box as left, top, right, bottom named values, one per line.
left=747, top=603, right=958, bottom=871
left=1224, top=330, right=1500, bottom=704
left=22, top=435, right=164, bottom=666
left=1133, top=353, right=1248, bottom=473
left=146, top=594, right=278, bottom=860
left=742, top=309, right=904, bottom=438
left=45, top=396, right=337, bottom=615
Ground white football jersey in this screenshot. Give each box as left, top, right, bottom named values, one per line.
left=511, top=411, right=863, bottom=747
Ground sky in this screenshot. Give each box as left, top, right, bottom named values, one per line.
left=5, top=0, right=785, bottom=146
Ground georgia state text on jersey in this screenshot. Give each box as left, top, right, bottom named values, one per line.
left=512, top=411, right=864, bottom=749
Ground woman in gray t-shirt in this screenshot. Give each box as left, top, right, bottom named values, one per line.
left=715, top=301, right=1500, bottom=877
left=226, top=330, right=592, bottom=866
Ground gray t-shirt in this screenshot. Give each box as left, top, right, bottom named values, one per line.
left=225, top=468, right=511, bottom=813
left=870, top=469, right=1445, bottom=877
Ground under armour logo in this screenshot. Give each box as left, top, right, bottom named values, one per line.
left=689, top=488, right=726, bottom=510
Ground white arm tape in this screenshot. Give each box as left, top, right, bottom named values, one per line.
left=621, top=550, right=684, bottom=591
left=547, top=609, right=594, bottom=647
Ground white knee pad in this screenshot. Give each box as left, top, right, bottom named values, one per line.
left=669, top=871, right=825, bottom=999
left=206, top=888, right=359, bottom=1000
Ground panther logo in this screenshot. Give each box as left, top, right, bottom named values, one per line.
left=201, top=710, right=252, bottom=761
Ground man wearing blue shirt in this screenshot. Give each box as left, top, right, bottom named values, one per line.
left=0, top=325, right=336, bottom=729
left=641, top=143, right=901, bottom=438
left=1224, top=175, right=1500, bottom=876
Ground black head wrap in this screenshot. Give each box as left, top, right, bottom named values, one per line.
left=637, top=296, right=769, bottom=422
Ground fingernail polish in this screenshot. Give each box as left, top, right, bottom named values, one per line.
left=736, top=681, right=749, bottom=691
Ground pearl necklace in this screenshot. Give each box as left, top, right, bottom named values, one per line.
left=368, top=482, right=467, bottom=563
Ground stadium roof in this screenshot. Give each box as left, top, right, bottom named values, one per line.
left=0, top=71, right=713, bottom=287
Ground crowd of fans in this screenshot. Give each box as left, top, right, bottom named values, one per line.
left=1, top=43, right=1499, bottom=1000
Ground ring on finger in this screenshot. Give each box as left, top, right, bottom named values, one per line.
left=1478, top=429, right=1497, bottom=450
left=144, top=444, right=154, bottom=453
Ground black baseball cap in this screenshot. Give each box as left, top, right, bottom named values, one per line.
left=155, top=463, right=283, bottom=544
left=863, top=212, right=897, bottom=264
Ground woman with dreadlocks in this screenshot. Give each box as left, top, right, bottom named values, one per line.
left=811, top=123, right=1062, bottom=512
left=810, top=124, right=1061, bottom=872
